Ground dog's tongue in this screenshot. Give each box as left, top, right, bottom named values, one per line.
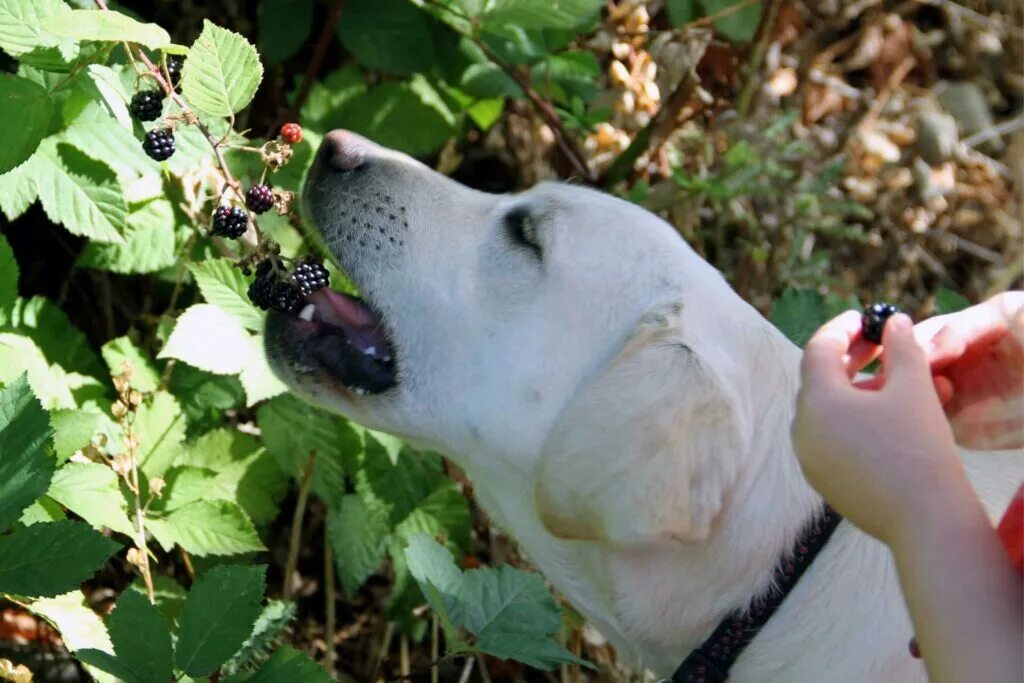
left=307, top=289, right=391, bottom=357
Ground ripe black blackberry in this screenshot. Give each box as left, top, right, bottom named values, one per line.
left=129, top=90, right=163, bottom=122
left=142, top=129, right=175, bottom=161
left=247, top=260, right=303, bottom=313
left=291, top=259, right=329, bottom=295
left=211, top=206, right=248, bottom=239
left=165, top=55, right=184, bottom=89
left=861, top=302, right=900, bottom=344
left=245, top=184, right=274, bottom=214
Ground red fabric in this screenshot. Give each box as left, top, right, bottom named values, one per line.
left=996, top=484, right=1024, bottom=576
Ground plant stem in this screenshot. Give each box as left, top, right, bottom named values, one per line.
left=124, top=416, right=155, bottom=603
left=282, top=451, right=316, bottom=600
left=431, top=615, right=439, bottom=683
left=323, top=522, right=337, bottom=679
left=736, top=0, right=781, bottom=117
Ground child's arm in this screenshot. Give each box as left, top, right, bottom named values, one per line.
left=793, top=311, right=1022, bottom=683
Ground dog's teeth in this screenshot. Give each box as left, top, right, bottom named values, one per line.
left=298, top=304, right=315, bottom=322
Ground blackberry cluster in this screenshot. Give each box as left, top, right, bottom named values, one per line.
left=248, top=261, right=303, bottom=313
left=291, top=259, right=329, bottom=295
left=861, top=302, right=900, bottom=344
left=211, top=206, right=248, bottom=239
left=142, top=129, right=175, bottom=161
left=165, top=55, right=184, bottom=89
left=246, top=184, right=274, bottom=214
left=129, top=90, right=163, bottom=122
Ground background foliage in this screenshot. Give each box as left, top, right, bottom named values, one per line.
left=0, top=0, right=1020, bottom=681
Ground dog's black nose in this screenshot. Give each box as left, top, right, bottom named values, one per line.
left=322, top=129, right=368, bottom=172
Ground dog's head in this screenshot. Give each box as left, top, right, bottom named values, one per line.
left=267, top=131, right=798, bottom=543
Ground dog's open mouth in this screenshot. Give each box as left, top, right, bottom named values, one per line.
left=278, top=286, right=397, bottom=395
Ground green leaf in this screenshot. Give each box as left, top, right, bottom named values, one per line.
left=134, top=390, right=187, bottom=478
left=222, top=600, right=297, bottom=676
left=100, top=336, right=161, bottom=392
left=159, top=304, right=259, bottom=375
left=357, top=435, right=443, bottom=524
left=0, top=520, right=119, bottom=597
left=0, top=0, right=72, bottom=58
left=666, top=0, right=701, bottom=25
left=0, top=334, right=75, bottom=410
left=47, top=462, right=134, bottom=536
left=127, top=574, right=188, bottom=628
left=188, top=259, right=265, bottom=332
left=107, top=590, right=174, bottom=683
left=82, top=64, right=132, bottom=131
left=79, top=198, right=177, bottom=274
left=344, top=77, right=456, bottom=157
left=27, top=139, right=127, bottom=243
left=19, top=496, right=65, bottom=525
left=770, top=287, right=826, bottom=347
left=0, top=374, right=55, bottom=530
left=50, top=409, right=116, bottom=463
left=0, top=158, right=39, bottom=220
left=257, top=394, right=358, bottom=501
left=31, top=591, right=116, bottom=683
left=328, top=495, right=390, bottom=596
left=480, top=0, right=602, bottom=29
left=395, top=483, right=472, bottom=551
left=246, top=646, right=332, bottom=683
left=404, top=533, right=463, bottom=619
left=0, top=74, right=54, bottom=174
left=0, top=296, right=107, bottom=379
left=455, top=565, right=586, bottom=670
left=239, top=337, right=288, bottom=406
left=182, top=20, right=264, bottom=117
left=76, top=648, right=146, bottom=683
left=935, top=287, right=970, bottom=315
left=531, top=50, right=600, bottom=104
left=338, top=0, right=435, bottom=76
left=702, top=0, right=763, bottom=43
left=167, top=364, right=245, bottom=437
left=175, top=564, right=267, bottom=677
left=148, top=499, right=265, bottom=556
left=258, top=0, right=313, bottom=66
left=461, top=62, right=521, bottom=99
left=62, top=111, right=157, bottom=186
left=0, top=235, right=15, bottom=312
left=44, top=9, right=171, bottom=49
left=300, top=65, right=367, bottom=131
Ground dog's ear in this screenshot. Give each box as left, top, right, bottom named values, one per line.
left=535, top=301, right=749, bottom=545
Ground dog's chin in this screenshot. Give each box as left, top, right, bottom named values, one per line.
left=264, top=287, right=398, bottom=397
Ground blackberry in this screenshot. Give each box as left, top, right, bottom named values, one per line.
left=291, top=259, right=329, bottom=295
left=247, top=260, right=303, bottom=313
left=165, top=55, right=184, bottom=89
left=861, top=302, right=900, bottom=344
left=129, top=90, right=163, bottom=122
left=245, top=184, right=274, bottom=214
left=211, top=206, right=248, bottom=239
left=280, top=123, right=303, bottom=144
left=142, top=129, right=175, bottom=161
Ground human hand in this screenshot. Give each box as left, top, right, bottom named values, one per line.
left=792, top=311, right=973, bottom=546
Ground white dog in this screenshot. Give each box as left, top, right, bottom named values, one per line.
left=266, top=130, right=1021, bottom=681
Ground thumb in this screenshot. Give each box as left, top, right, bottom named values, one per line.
left=882, top=313, right=932, bottom=387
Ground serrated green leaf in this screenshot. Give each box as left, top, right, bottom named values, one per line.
left=28, top=139, right=127, bottom=243
left=50, top=409, right=116, bottom=463
left=0, top=296, right=107, bottom=380
left=461, top=62, right=521, bottom=99
left=338, top=0, right=435, bottom=76
left=0, top=374, right=55, bottom=530
left=530, top=50, right=599, bottom=104
left=357, top=435, right=443, bottom=524
left=79, top=198, right=178, bottom=274
left=107, top=590, right=174, bottom=683
left=0, top=74, right=54, bottom=174
left=0, top=520, right=119, bottom=597
left=0, top=158, right=39, bottom=220
left=19, top=496, right=65, bottom=525
left=82, top=64, right=132, bottom=130
left=246, top=646, right=332, bottom=683
left=148, top=499, right=265, bottom=556
left=75, top=648, right=146, bottom=683
left=300, top=65, right=367, bottom=131
left=0, top=334, right=75, bottom=409
left=770, top=287, right=826, bottom=347
left=328, top=495, right=390, bottom=596
left=239, top=336, right=287, bottom=406
left=476, top=632, right=591, bottom=670
left=257, top=394, right=358, bottom=500
left=0, top=234, right=17, bottom=312
left=100, top=336, right=161, bottom=392
left=395, top=483, right=471, bottom=551
left=404, top=533, right=463, bottom=623
left=126, top=574, right=188, bottom=628
left=31, top=591, right=116, bottom=683
left=258, top=0, right=312, bottom=66
left=188, top=259, right=265, bottom=331
left=480, top=0, right=601, bottom=29
left=62, top=112, right=156, bottom=186
left=47, top=462, right=134, bottom=536
left=167, top=364, right=245, bottom=436
left=159, top=304, right=259, bottom=375
left=0, top=0, right=71, bottom=58
left=344, top=77, right=456, bottom=156
left=44, top=9, right=171, bottom=50
left=222, top=600, right=297, bottom=676
left=182, top=20, right=263, bottom=117
left=134, top=390, right=187, bottom=478
left=175, top=564, right=266, bottom=677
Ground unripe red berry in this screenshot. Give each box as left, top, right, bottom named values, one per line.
left=280, top=123, right=303, bottom=144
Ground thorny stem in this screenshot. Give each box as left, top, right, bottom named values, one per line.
left=282, top=452, right=317, bottom=601
left=122, top=413, right=155, bottom=603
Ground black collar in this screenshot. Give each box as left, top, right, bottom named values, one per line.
left=667, top=505, right=843, bottom=683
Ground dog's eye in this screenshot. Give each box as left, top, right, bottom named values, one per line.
left=504, top=207, right=542, bottom=258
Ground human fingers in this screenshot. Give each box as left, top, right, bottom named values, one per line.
left=800, top=310, right=864, bottom=391
left=881, top=314, right=934, bottom=388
